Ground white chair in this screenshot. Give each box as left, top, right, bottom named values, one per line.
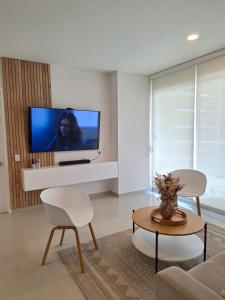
left=40, top=187, right=98, bottom=273
left=170, top=169, right=207, bottom=217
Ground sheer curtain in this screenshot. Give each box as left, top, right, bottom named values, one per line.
left=152, top=67, right=195, bottom=176
left=197, top=56, right=225, bottom=211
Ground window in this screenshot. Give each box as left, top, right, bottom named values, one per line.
left=151, top=56, right=225, bottom=212
left=197, top=56, right=225, bottom=211
left=152, top=67, right=195, bottom=174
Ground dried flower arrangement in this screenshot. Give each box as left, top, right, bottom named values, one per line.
left=153, top=173, right=184, bottom=219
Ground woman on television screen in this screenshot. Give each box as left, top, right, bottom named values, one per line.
left=47, top=112, right=86, bottom=151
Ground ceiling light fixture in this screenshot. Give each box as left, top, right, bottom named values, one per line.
left=187, top=34, right=199, bottom=41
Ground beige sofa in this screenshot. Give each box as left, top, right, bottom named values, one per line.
left=154, top=250, right=225, bottom=300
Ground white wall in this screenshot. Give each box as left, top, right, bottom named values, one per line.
left=50, top=65, right=115, bottom=194
left=51, top=67, right=150, bottom=195
left=117, top=72, right=150, bottom=194
left=51, top=65, right=111, bottom=163
left=108, top=72, right=119, bottom=193
left=108, top=72, right=118, bottom=161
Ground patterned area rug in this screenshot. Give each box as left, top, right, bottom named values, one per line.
left=58, top=225, right=225, bottom=300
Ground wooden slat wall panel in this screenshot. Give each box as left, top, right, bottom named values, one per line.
left=2, top=58, right=54, bottom=208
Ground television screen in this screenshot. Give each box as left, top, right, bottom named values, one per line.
left=28, top=107, right=100, bottom=152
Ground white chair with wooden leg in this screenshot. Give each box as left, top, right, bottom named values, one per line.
left=170, top=169, right=207, bottom=216
left=40, top=187, right=98, bottom=273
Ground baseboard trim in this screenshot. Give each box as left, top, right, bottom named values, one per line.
left=90, top=191, right=118, bottom=199
left=116, top=189, right=149, bottom=197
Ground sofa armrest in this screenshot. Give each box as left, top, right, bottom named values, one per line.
left=154, top=266, right=221, bottom=300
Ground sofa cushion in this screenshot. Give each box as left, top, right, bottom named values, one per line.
left=189, top=261, right=225, bottom=295
left=210, top=250, right=225, bottom=267
left=155, top=266, right=222, bottom=300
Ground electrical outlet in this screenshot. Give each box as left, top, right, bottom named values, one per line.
left=15, top=154, right=20, bottom=162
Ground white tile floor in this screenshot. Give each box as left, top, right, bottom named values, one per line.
left=0, top=191, right=225, bottom=300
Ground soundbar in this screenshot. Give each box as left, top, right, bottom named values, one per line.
left=59, top=159, right=91, bottom=166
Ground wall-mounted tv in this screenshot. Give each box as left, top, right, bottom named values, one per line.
left=28, top=107, right=100, bottom=153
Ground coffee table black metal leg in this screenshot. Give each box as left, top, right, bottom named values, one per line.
left=204, top=223, right=207, bottom=261
left=155, top=231, right=159, bottom=273
left=133, top=210, right=135, bottom=233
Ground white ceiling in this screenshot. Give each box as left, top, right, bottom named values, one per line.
left=0, top=0, right=225, bottom=75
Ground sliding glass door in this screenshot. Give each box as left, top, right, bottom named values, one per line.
left=152, top=67, right=195, bottom=175
left=151, top=56, right=225, bottom=212
left=197, top=56, right=225, bottom=211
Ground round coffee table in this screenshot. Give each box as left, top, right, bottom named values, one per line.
left=132, top=206, right=207, bottom=273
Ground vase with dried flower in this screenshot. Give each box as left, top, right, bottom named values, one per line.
left=153, top=173, right=184, bottom=220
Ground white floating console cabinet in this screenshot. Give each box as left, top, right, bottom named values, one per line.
left=22, top=161, right=119, bottom=192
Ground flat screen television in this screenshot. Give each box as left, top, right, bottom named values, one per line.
left=28, top=107, right=100, bottom=153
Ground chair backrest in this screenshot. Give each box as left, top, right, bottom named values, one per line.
left=40, top=187, right=93, bottom=227
left=170, top=169, right=207, bottom=197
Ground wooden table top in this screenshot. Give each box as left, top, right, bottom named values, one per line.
left=132, top=206, right=205, bottom=236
